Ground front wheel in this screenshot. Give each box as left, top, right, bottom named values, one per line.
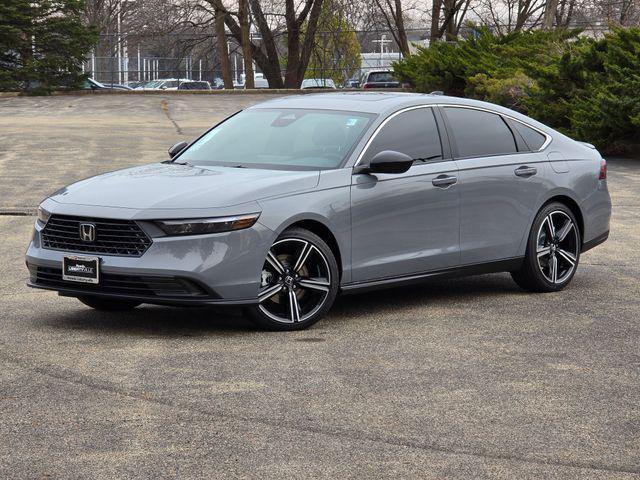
left=246, top=227, right=339, bottom=330
left=511, top=202, right=581, bottom=292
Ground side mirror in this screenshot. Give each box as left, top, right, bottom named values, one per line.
left=355, top=150, right=413, bottom=175
left=168, top=141, right=188, bottom=158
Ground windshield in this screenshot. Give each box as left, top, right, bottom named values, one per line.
left=177, top=108, right=375, bottom=170
left=368, top=72, right=395, bottom=82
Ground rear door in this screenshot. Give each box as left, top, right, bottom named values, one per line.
left=441, top=106, right=549, bottom=265
left=350, top=106, right=460, bottom=282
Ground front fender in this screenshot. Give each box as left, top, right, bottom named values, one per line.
left=256, top=169, right=352, bottom=283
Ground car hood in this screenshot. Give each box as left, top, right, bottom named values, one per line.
left=49, top=163, right=320, bottom=210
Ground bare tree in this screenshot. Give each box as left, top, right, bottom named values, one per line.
left=472, top=0, right=546, bottom=34
left=211, top=0, right=234, bottom=87
left=542, top=0, right=560, bottom=28
left=430, top=0, right=473, bottom=41
left=238, top=0, right=254, bottom=88
left=206, top=0, right=326, bottom=88
left=372, top=0, right=411, bottom=56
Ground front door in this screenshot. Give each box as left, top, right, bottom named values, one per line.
left=350, top=107, right=460, bottom=282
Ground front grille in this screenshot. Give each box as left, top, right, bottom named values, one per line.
left=42, top=215, right=152, bottom=257
left=30, top=266, right=211, bottom=299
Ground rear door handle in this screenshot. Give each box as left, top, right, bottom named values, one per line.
left=515, top=166, right=537, bottom=178
left=432, top=174, right=457, bottom=188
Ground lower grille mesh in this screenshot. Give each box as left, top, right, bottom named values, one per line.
left=30, top=266, right=211, bottom=299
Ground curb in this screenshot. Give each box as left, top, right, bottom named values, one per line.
left=0, top=208, right=36, bottom=216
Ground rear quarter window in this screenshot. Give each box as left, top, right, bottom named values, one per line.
left=510, top=120, right=547, bottom=150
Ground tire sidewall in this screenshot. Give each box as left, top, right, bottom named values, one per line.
left=248, top=227, right=339, bottom=330
left=526, top=202, right=581, bottom=291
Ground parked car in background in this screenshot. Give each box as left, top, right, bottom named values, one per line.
left=101, top=82, right=133, bottom=91
left=136, top=79, right=193, bottom=90
left=125, top=81, right=145, bottom=89
left=362, top=70, right=400, bottom=89
left=243, top=77, right=269, bottom=89
left=81, top=78, right=132, bottom=91
left=177, top=80, right=211, bottom=90
left=301, top=78, right=337, bottom=90
left=345, top=77, right=361, bottom=89
left=212, top=78, right=225, bottom=90
left=27, top=93, right=611, bottom=331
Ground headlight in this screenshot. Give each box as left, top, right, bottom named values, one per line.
left=156, top=213, right=260, bottom=236
left=37, top=206, right=51, bottom=226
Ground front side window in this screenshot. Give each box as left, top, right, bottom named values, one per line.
left=445, top=107, right=518, bottom=158
left=178, top=108, right=374, bottom=170
left=362, top=108, right=443, bottom=164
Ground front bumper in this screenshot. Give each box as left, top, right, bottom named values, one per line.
left=26, top=218, right=274, bottom=306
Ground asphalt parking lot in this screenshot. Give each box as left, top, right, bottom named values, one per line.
left=1, top=94, right=639, bottom=479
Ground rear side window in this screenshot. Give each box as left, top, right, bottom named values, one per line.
left=362, top=108, right=442, bottom=163
left=445, top=107, right=518, bottom=158
left=510, top=120, right=547, bottom=150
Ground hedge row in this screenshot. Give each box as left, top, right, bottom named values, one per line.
left=394, top=27, right=640, bottom=154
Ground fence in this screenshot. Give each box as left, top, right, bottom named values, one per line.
left=84, top=29, right=419, bottom=87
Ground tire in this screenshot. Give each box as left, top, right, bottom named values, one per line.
left=246, top=227, right=339, bottom=331
left=78, top=295, right=141, bottom=311
left=511, top=202, right=581, bottom=292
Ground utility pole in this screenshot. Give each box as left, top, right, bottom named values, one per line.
left=117, top=4, right=122, bottom=83
left=372, top=35, right=392, bottom=67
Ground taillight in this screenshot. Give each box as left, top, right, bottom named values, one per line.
left=599, top=159, right=607, bottom=180
left=363, top=83, right=371, bottom=90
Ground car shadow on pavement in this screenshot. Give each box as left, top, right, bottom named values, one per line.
left=332, top=272, right=524, bottom=316
left=37, top=273, right=523, bottom=336
left=39, top=304, right=257, bottom=337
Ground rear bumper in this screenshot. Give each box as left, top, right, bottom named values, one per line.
left=581, top=230, right=609, bottom=253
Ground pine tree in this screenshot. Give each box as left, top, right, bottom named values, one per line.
left=0, top=0, right=97, bottom=92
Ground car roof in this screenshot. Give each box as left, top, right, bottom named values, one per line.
left=249, top=92, right=555, bottom=133
left=250, top=92, right=470, bottom=114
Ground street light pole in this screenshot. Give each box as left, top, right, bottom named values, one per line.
left=117, top=4, right=122, bottom=84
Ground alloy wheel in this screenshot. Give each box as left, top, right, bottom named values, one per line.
left=536, top=211, right=579, bottom=284
left=258, top=238, right=331, bottom=323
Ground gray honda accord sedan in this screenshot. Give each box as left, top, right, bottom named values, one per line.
left=26, top=93, right=611, bottom=330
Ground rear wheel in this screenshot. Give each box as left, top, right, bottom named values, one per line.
left=511, top=202, right=581, bottom=292
left=78, top=295, right=141, bottom=311
left=246, top=227, right=339, bottom=330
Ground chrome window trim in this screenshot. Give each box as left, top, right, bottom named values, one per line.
left=438, top=103, right=552, bottom=152
left=354, top=105, right=439, bottom=167
left=354, top=103, right=552, bottom=167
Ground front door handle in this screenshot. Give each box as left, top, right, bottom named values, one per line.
left=432, top=174, right=457, bottom=188
left=515, top=166, right=537, bottom=178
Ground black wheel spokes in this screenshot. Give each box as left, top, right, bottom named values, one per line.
left=258, top=238, right=330, bottom=323
left=536, top=211, right=578, bottom=284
